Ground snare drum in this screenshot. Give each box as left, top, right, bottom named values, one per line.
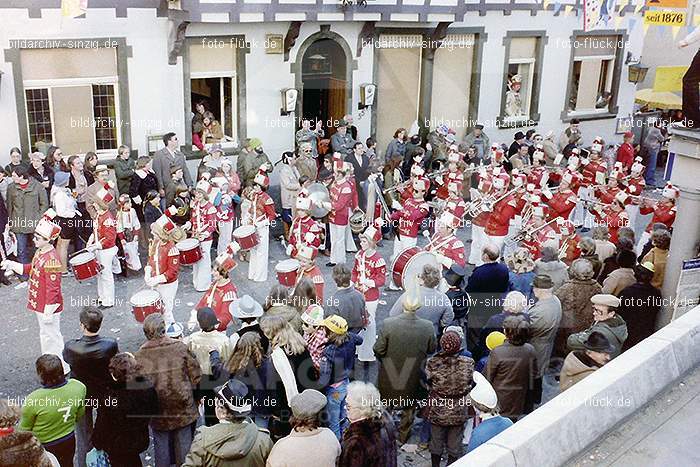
left=276, top=259, right=300, bottom=287
left=69, top=251, right=100, bottom=281
left=390, top=247, right=439, bottom=290
left=233, top=225, right=259, bottom=250
left=129, top=289, right=164, bottom=323
left=176, top=238, right=202, bottom=265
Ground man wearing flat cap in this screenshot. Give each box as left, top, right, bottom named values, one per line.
left=183, top=379, right=273, bottom=467
left=266, top=389, right=340, bottom=467
left=331, top=120, right=356, bottom=159
left=528, top=274, right=562, bottom=404
left=567, top=294, right=628, bottom=358
left=560, top=331, right=614, bottom=391
left=463, top=124, right=490, bottom=162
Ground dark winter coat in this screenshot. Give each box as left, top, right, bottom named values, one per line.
left=618, top=282, right=662, bottom=351
left=338, top=412, right=397, bottom=467
left=475, top=311, right=531, bottom=362
left=91, top=377, right=159, bottom=458
left=553, top=275, right=602, bottom=358
left=129, top=170, right=159, bottom=221
left=486, top=341, right=537, bottom=419
left=319, top=333, right=363, bottom=388
left=567, top=314, right=628, bottom=358
left=374, top=313, right=436, bottom=405
left=425, top=353, right=474, bottom=426
left=5, top=178, right=48, bottom=234
left=0, top=430, right=54, bottom=467
left=465, top=262, right=511, bottom=331
left=114, top=157, right=135, bottom=196
left=135, top=336, right=202, bottom=431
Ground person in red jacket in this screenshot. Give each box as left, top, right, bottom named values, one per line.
left=2, top=216, right=69, bottom=372
left=324, top=161, right=354, bottom=267
left=145, top=214, right=183, bottom=325
left=484, top=174, right=517, bottom=253
left=247, top=166, right=276, bottom=281
left=594, top=170, right=623, bottom=205
left=636, top=183, right=678, bottom=255
left=589, top=192, right=630, bottom=244
left=468, top=169, right=493, bottom=266
left=545, top=173, right=578, bottom=230
left=434, top=152, right=464, bottom=200
left=287, top=196, right=324, bottom=257
left=189, top=179, right=218, bottom=291
left=87, top=187, right=119, bottom=308
left=442, top=180, right=468, bottom=221
left=390, top=178, right=430, bottom=260
left=352, top=222, right=386, bottom=362
left=295, top=244, right=325, bottom=302
left=189, top=252, right=238, bottom=332
left=521, top=205, right=558, bottom=260
left=426, top=211, right=466, bottom=273
left=616, top=131, right=636, bottom=171
left=556, top=218, right=582, bottom=264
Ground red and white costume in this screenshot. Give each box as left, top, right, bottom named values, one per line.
left=247, top=168, right=276, bottom=282
left=146, top=215, right=182, bottom=325
left=484, top=174, right=517, bottom=253
left=625, top=159, right=647, bottom=236
left=390, top=179, right=430, bottom=259
left=211, top=176, right=237, bottom=257
left=91, top=207, right=118, bottom=307
left=116, top=206, right=142, bottom=271
left=426, top=230, right=466, bottom=271
left=521, top=206, right=558, bottom=260
left=295, top=245, right=325, bottom=302
left=288, top=197, right=324, bottom=257
left=636, top=184, right=678, bottom=254
left=194, top=277, right=238, bottom=332
left=545, top=178, right=578, bottom=230
left=328, top=173, right=354, bottom=265
left=556, top=219, right=582, bottom=264
left=352, top=224, right=386, bottom=362
left=468, top=170, right=493, bottom=266
left=590, top=194, right=629, bottom=244
left=191, top=180, right=218, bottom=291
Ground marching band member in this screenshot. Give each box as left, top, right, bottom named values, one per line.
left=556, top=219, right=582, bottom=264
left=248, top=165, right=276, bottom=281
left=594, top=170, right=623, bottom=205
left=145, top=214, right=182, bottom=325
left=352, top=222, right=387, bottom=362
left=434, top=152, right=464, bottom=200
left=188, top=252, right=238, bottom=332
left=398, top=162, right=430, bottom=202
left=1, top=216, right=69, bottom=372
left=468, top=168, right=493, bottom=266
left=636, top=183, right=678, bottom=255
left=589, top=192, right=630, bottom=244
left=527, top=149, right=549, bottom=188
left=295, top=244, right=325, bottom=302
left=624, top=158, right=647, bottom=233
left=425, top=211, right=466, bottom=272
left=443, top=180, right=468, bottom=221
left=503, top=172, right=530, bottom=257
left=521, top=205, right=558, bottom=260
left=287, top=196, right=323, bottom=257
left=86, top=188, right=119, bottom=308
left=324, top=160, right=354, bottom=266
left=484, top=173, right=517, bottom=253
left=389, top=178, right=430, bottom=260
left=190, top=179, right=218, bottom=291
left=577, top=145, right=606, bottom=228
left=116, top=194, right=142, bottom=272
left=211, top=176, right=237, bottom=257
left=544, top=172, right=578, bottom=231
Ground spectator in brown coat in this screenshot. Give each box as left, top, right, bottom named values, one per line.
left=135, top=313, right=202, bottom=467
left=601, top=249, right=637, bottom=296
left=642, top=229, right=671, bottom=289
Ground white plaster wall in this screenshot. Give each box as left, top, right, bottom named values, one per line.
left=0, top=8, right=181, bottom=165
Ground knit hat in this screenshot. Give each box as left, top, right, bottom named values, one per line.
left=53, top=171, right=70, bottom=187
left=470, top=372, right=498, bottom=410
left=440, top=331, right=462, bottom=355
left=486, top=331, right=507, bottom=350
left=532, top=274, right=554, bottom=290
left=290, top=389, right=327, bottom=418
left=301, top=304, right=324, bottom=326
left=322, top=315, right=348, bottom=335
left=505, top=248, right=535, bottom=274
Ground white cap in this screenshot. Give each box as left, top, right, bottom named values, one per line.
left=470, top=372, right=498, bottom=409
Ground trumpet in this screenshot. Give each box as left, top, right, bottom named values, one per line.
left=511, top=218, right=559, bottom=244
left=466, top=187, right=518, bottom=217
left=383, top=178, right=411, bottom=195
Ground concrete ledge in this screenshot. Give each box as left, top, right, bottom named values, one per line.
left=454, top=304, right=700, bottom=467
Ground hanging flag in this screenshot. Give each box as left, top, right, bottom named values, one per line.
left=635, top=0, right=645, bottom=14
left=564, top=4, right=574, bottom=15
left=61, top=0, right=88, bottom=18
left=554, top=1, right=563, bottom=14
left=584, top=0, right=618, bottom=31
left=543, top=0, right=551, bottom=10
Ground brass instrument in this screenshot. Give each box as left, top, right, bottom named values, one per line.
left=383, top=178, right=412, bottom=195
left=466, top=187, right=518, bottom=218
left=511, top=218, right=559, bottom=244
left=558, top=235, right=570, bottom=260
left=307, top=183, right=332, bottom=218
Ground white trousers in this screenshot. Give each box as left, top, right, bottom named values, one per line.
left=626, top=204, right=640, bottom=239
left=573, top=187, right=595, bottom=228
left=249, top=225, right=269, bottom=282
left=217, top=220, right=234, bottom=257
left=345, top=224, right=357, bottom=253
left=36, top=313, right=69, bottom=373
left=193, top=240, right=213, bottom=292
left=330, top=223, right=347, bottom=265
left=469, top=225, right=485, bottom=266
left=156, top=280, right=178, bottom=325
left=356, top=300, right=378, bottom=362
left=95, top=246, right=118, bottom=307
left=391, top=235, right=418, bottom=262
left=636, top=231, right=651, bottom=257
left=503, top=216, right=522, bottom=259
left=123, top=240, right=142, bottom=271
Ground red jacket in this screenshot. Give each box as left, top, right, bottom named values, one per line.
left=547, top=189, right=578, bottom=224
left=329, top=179, right=354, bottom=225
left=625, top=176, right=646, bottom=204
left=522, top=222, right=557, bottom=260
left=592, top=207, right=629, bottom=244
left=190, top=201, right=217, bottom=241
left=23, top=248, right=63, bottom=314
left=594, top=186, right=621, bottom=205
left=289, top=215, right=324, bottom=256
left=640, top=201, right=676, bottom=233
left=425, top=233, right=466, bottom=268
left=251, top=191, right=276, bottom=224
left=527, top=167, right=547, bottom=188
left=616, top=143, right=635, bottom=171
left=391, top=197, right=430, bottom=238
left=95, top=211, right=117, bottom=249
left=149, top=239, right=180, bottom=284
left=443, top=196, right=468, bottom=220
left=195, top=280, right=237, bottom=332
left=435, top=170, right=463, bottom=200
left=581, top=160, right=605, bottom=186
left=485, top=195, right=518, bottom=236
left=351, top=249, right=386, bottom=301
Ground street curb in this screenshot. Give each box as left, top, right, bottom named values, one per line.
left=454, top=304, right=700, bottom=467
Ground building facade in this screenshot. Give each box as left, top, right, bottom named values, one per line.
left=0, top=0, right=644, bottom=166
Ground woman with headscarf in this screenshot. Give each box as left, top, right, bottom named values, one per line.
left=505, top=247, right=536, bottom=299
left=642, top=229, right=671, bottom=289
left=533, top=246, right=569, bottom=292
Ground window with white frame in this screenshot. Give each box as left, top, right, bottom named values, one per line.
left=502, top=37, right=539, bottom=122
left=189, top=41, right=239, bottom=147
left=567, top=35, right=619, bottom=114
left=20, top=47, right=121, bottom=155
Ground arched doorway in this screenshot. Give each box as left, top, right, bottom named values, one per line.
left=301, top=38, right=347, bottom=136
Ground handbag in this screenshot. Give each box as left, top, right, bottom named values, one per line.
left=86, top=448, right=111, bottom=467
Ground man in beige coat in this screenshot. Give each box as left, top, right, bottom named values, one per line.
left=85, top=165, right=117, bottom=218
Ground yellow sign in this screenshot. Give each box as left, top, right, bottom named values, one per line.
left=653, top=66, right=688, bottom=92
left=644, top=10, right=687, bottom=26
left=645, top=0, right=688, bottom=8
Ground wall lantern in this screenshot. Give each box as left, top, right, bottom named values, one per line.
left=359, top=83, right=376, bottom=109
left=625, top=52, right=649, bottom=84
left=281, top=88, right=298, bottom=116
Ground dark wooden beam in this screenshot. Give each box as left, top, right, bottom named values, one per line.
left=425, top=21, right=452, bottom=60
left=284, top=21, right=303, bottom=62
left=168, top=19, right=189, bottom=65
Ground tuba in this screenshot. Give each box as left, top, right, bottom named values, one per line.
left=307, top=183, right=331, bottom=218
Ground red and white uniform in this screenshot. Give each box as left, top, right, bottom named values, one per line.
left=391, top=197, right=430, bottom=239
left=527, top=167, right=548, bottom=188
left=93, top=210, right=118, bottom=306
left=591, top=206, right=629, bottom=244
left=485, top=193, right=518, bottom=243
left=468, top=174, right=493, bottom=265
left=195, top=280, right=238, bottom=332
left=289, top=215, right=324, bottom=257
left=581, top=160, right=606, bottom=187
left=435, top=170, right=464, bottom=200
left=116, top=208, right=142, bottom=271
left=247, top=190, right=276, bottom=282
left=296, top=263, right=325, bottom=302
left=594, top=185, right=621, bottom=205
left=639, top=201, right=676, bottom=233
left=351, top=250, right=387, bottom=302
left=148, top=239, right=180, bottom=324
left=425, top=232, right=466, bottom=269
left=522, top=220, right=558, bottom=260
left=547, top=188, right=578, bottom=229
left=443, top=195, right=468, bottom=220
left=329, top=178, right=354, bottom=265
left=191, top=200, right=218, bottom=291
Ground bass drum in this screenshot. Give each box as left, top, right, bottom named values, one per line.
left=390, top=247, right=439, bottom=290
